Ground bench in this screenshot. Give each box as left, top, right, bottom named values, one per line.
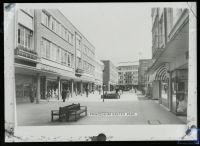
left=51, top=103, right=87, bottom=122
left=67, top=103, right=87, bottom=121
left=51, top=103, right=75, bottom=122
left=101, top=93, right=120, bottom=99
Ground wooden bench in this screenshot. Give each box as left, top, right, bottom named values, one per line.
left=51, top=103, right=87, bottom=122
left=51, top=103, right=75, bottom=122
left=67, top=103, right=87, bottom=121
left=101, top=93, right=120, bottom=99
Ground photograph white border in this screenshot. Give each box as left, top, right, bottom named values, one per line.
left=4, top=2, right=197, bottom=142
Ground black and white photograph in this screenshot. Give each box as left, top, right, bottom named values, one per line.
left=4, top=2, right=197, bottom=142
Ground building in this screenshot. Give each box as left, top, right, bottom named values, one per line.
left=138, top=59, right=154, bottom=91
left=146, top=8, right=189, bottom=116
left=14, top=9, right=96, bottom=103
left=117, top=62, right=139, bottom=90
left=101, top=60, right=118, bottom=91
left=94, top=58, right=104, bottom=92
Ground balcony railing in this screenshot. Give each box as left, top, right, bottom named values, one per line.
left=15, top=45, right=38, bottom=61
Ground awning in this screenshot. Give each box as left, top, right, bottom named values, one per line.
left=148, top=63, right=169, bottom=83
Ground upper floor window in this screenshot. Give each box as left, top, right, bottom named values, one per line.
left=41, top=38, right=50, bottom=59
left=18, top=25, right=33, bottom=50
left=41, top=11, right=50, bottom=27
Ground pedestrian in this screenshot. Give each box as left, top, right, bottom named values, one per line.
left=115, top=88, right=120, bottom=99
left=99, top=87, right=101, bottom=95
left=66, top=88, right=70, bottom=100
left=62, top=89, right=67, bottom=102
left=46, top=89, right=51, bottom=102
left=29, top=86, right=35, bottom=103
left=85, top=87, right=89, bottom=97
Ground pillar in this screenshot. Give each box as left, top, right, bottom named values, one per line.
left=60, top=81, right=62, bottom=99
left=45, top=77, right=47, bottom=99
left=168, top=72, right=172, bottom=111
left=57, top=77, right=61, bottom=100
left=71, top=80, right=74, bottom=97
left=36, top=73, right=40, bottom=104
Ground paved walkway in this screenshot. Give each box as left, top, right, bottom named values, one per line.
left=16, top=92, right=185, bottom=126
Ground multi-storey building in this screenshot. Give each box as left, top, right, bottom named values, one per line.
left=146, top=8, right=189, bottom=116
left=94, top=58, right=104, bottom=92
left=117, top=62, right=139, bottom=90
left=14, top=9, right=96, bottom=103
left=101, top=60, right=118, bottom=91
left=138, top=59, right=154, bottom=90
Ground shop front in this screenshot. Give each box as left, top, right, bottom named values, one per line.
left=171, top=69, right=188, bottom=116
left=160, top=80, right=169, bottom=108
left=15, top=74, right=36, bottom=103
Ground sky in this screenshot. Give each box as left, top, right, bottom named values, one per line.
left=58, top=3, right=152, bottom=66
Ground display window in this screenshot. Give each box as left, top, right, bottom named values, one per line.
left=171, top=69, right=188, bottom=116
left=161, top=81, right=169, bottom=108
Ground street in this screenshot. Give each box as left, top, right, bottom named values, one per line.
left=16, top=91, right=185, bottom=126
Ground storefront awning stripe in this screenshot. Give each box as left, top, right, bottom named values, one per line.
left=154, top=64, right=169, bottom=81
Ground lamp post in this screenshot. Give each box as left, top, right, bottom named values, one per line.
left=102, top=84, right=105, bottom=102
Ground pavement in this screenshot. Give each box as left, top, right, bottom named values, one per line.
left=16, top=91, right=186, bottom=126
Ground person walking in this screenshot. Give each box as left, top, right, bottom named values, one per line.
left=29, top=86, right=35, bottom=103
left=62, top=89, right=67, bottom=102
left=85, top=87, right=89, bottom=97
left=46, top=89, right=51, bottom=102
left=66, top=88, right=70, bottom=100
left=115, top=88, right=120, bottom=99
left=99, top=87, right=101, bottom=95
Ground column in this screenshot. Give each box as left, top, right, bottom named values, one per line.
left=71, top=80, right=74, bottom=97
left=45, top=77, right=47, bottom=99
left=57, top=77, right=61, bottom=100
left=60, top=81, right=62, bottom=99
left=36, top=73, right=40, bottom=104
left=168, top=72, right=172, bottom=111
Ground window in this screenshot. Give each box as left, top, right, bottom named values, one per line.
left=42, top=11, right=50, bottom=27
left=58, top=24, right=62, bottom=36
left=51, top=18, right=56, bottom=31
left=70, top=33, right=73, bottom=44
left=55, top=21, right=59, bottom=34
left=61, top=25, right=65, bottom=38
left=68, top=53, right=71, bottom=67
left=65, top=29, right=68, bottom=41
left=61, top=49, right=67, bottom=65
left=56, top=47, right=60, bottom=63
left=71, top=54, right=74, bottom=67
left=41, top=39, right=46, bottom=57
left=18, top=25, right=33, bottom=50
left=46, top=40, right=50, bottom=59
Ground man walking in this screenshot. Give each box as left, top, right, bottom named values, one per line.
left=66, top=88, right=70, bottom=100
left=62, top=89, right=67, bottom=102
left=85, top=87, right=89, bottom=97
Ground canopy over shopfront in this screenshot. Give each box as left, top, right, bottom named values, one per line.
left=148, top=63, right=169, bottom=83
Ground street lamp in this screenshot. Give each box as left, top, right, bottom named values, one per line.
left=102, top=84, right=106, bottom=102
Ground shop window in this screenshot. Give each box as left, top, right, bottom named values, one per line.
left=171, top=69, right=188, bottom=116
